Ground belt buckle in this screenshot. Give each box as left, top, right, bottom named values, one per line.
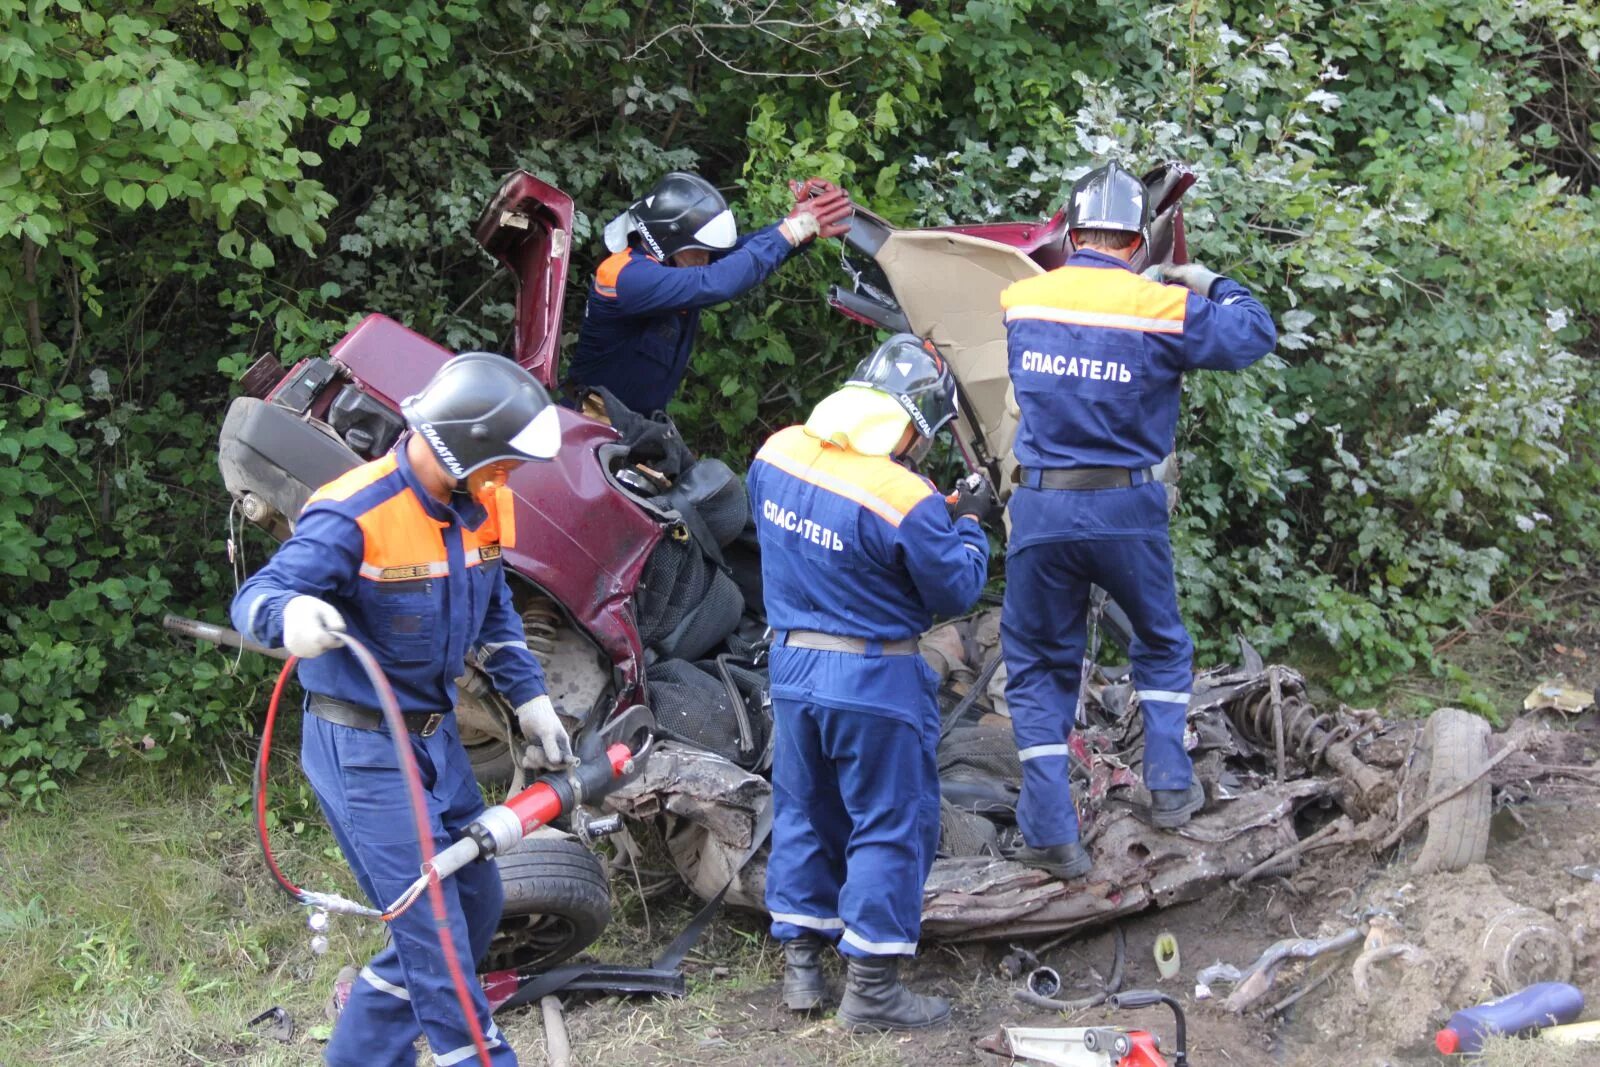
left=418, top=713, right=444, bottom=738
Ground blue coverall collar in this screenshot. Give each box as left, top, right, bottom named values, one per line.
left=1067, top=247, right=1137, bottom=271
left=393, top=433, right=489, bottom=531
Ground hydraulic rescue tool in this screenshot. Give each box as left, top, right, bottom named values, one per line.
left=978, top=988, right=1189, bottom=1067
left=163, top=615, right=655, bottom=1067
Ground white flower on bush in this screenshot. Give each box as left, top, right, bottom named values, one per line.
left=1546, top=307, right=1570, bottom=331
left=1514, top=512, right=1550, bottom=533
left=1320, top=64, right=1347, bottom=81
left=835, top=0, right=893, bottom=36
left=1305, top=89, right=1342, bottom=112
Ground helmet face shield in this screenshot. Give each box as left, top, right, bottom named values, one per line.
left=506, top=402, right=562, bottom=461
left=688, top=208, right=737, bottom=252
left=402, top=353, right=563, bottom=480
left=845, top=334, right=958, bottom=445
left=627, top=172, right=739, bottom=260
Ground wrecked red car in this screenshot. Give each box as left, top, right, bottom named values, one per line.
left=212, top=165, right=1461, bottom=971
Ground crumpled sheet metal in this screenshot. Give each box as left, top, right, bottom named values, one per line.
left=614, top=626, right=1382, bottom=942
left=604, top=742, right=772, bottom=906
left=919, top=778, right=1330, bottom=942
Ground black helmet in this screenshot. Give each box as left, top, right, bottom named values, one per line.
left=1067, top=160, right=1149, bottom=242
left=845, top=333, right=959, bottom=444
left=602, top=172, right=738, bottom=260
left=402, top=353, right=562, bottom=479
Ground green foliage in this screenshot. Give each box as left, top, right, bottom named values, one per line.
left=3, top=0, right=1598, bottom=801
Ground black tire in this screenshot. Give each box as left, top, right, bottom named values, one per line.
left=484, top=836, right=611, bottom=973
left=1412, top=707, right=1492, bottom=874
left=464, top=734, right=515, bottom=789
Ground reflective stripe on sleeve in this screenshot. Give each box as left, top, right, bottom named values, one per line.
left=1017, top=743, right=1072, bottom=762
left=478, top=640, right=529, bottom=660
left=245, top=593, right=271, bottom=644
left=1137, top=690, right=1191, bottom=705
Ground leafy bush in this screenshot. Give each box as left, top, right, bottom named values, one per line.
left=4, top=0, right=1598, bottom=802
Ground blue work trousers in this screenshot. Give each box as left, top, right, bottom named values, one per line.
left=1002, top=537, right=1195, bottom=848
left=301, top=710, right=517, bottom=1067
left=765, top=697, right=940, bottom=957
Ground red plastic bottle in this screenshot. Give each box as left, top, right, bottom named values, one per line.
left=1434, top=982, right=1585, bottom=1054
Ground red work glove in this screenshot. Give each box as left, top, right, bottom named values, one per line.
left=779, top=179, right=853, bottom=244
left=790, top=177, right=842, bottom=203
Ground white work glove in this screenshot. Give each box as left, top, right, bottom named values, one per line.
left=1159, top=262, right=1222, bottom=298
left=282, top=595, right=346, bottom=659
left=516, top=695, right=574, bottom=770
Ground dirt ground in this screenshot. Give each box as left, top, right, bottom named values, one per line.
left=497, top=786, right=1600, bottom=1066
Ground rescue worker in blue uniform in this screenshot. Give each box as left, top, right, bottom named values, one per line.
left=567, top=171, right=853, bottom=413
left=232, top=353, right=575, bottom=1067
left=749, top=335, right=996, bottom=1031
left=999, top=161, right=1278, bottom=879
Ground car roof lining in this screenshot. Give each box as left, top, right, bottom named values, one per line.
left=874, top=230, right=1042, bottom=486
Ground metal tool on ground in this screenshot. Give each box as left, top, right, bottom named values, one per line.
left=1434, top=982, right=1585, bottom=1055
left=1107, top=989, right=1189, bottom=1067
left=976, top=984, right=1176, bottom=1067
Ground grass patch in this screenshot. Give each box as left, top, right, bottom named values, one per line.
left=0, top=751, right=383, bottom=1065
left=1475, top=1033, right=1594, bottom=1067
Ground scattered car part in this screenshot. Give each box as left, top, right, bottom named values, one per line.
left=1027, top=966, right=1063, bottom=999
left=1153, top=933, right=1180, bottom=981
left=1201, top=926, right=1366, bottom=1013
left=1013, top=927, right=1126, bottom=1014
left=246, top=1006, right=295, bottom=1043
left=1409, top=707, right=1492, bottom=874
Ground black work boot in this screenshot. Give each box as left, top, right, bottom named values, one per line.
left=836, top=957, right=951, bottom=1032
left=1148, top=779, right=1205, bottom=829
left=781, top=932, right=829, bottom=1012
left=1013, top=841, right=1093, bottom=880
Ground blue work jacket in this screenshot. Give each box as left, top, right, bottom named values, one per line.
left=1001, top=249, right=1277, bottom=546
left=232, top=437, right=547, bottom=714
left=748, top=426, right=990, bottom=726
left=567, top=224, right=798, bottom=413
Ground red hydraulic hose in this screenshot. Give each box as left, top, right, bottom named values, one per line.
left=257, top=642, right=493, bottom=1067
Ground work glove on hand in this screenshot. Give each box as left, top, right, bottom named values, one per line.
left=1159, top=262, right=1222, bottom=298
left=946, top=472, right=1000, bottom=524
left=779, top=179, right=852, bottom=245
left=282, top=595, right=346, bottom=659
left=516, top=695, right=575, bottom=770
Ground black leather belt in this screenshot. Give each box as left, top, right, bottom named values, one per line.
left=307, top=693, right=448, bottom=737
left=784, top=630, right=919, bottom=656
left=1019, top=466, right=1159, bottom=490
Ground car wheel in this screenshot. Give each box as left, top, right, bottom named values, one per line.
left=461, top=721, right=515, bottom=789
left=484, top=836, right=612, bottom=973
left=1411, top=707, right=1492, bottom=874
